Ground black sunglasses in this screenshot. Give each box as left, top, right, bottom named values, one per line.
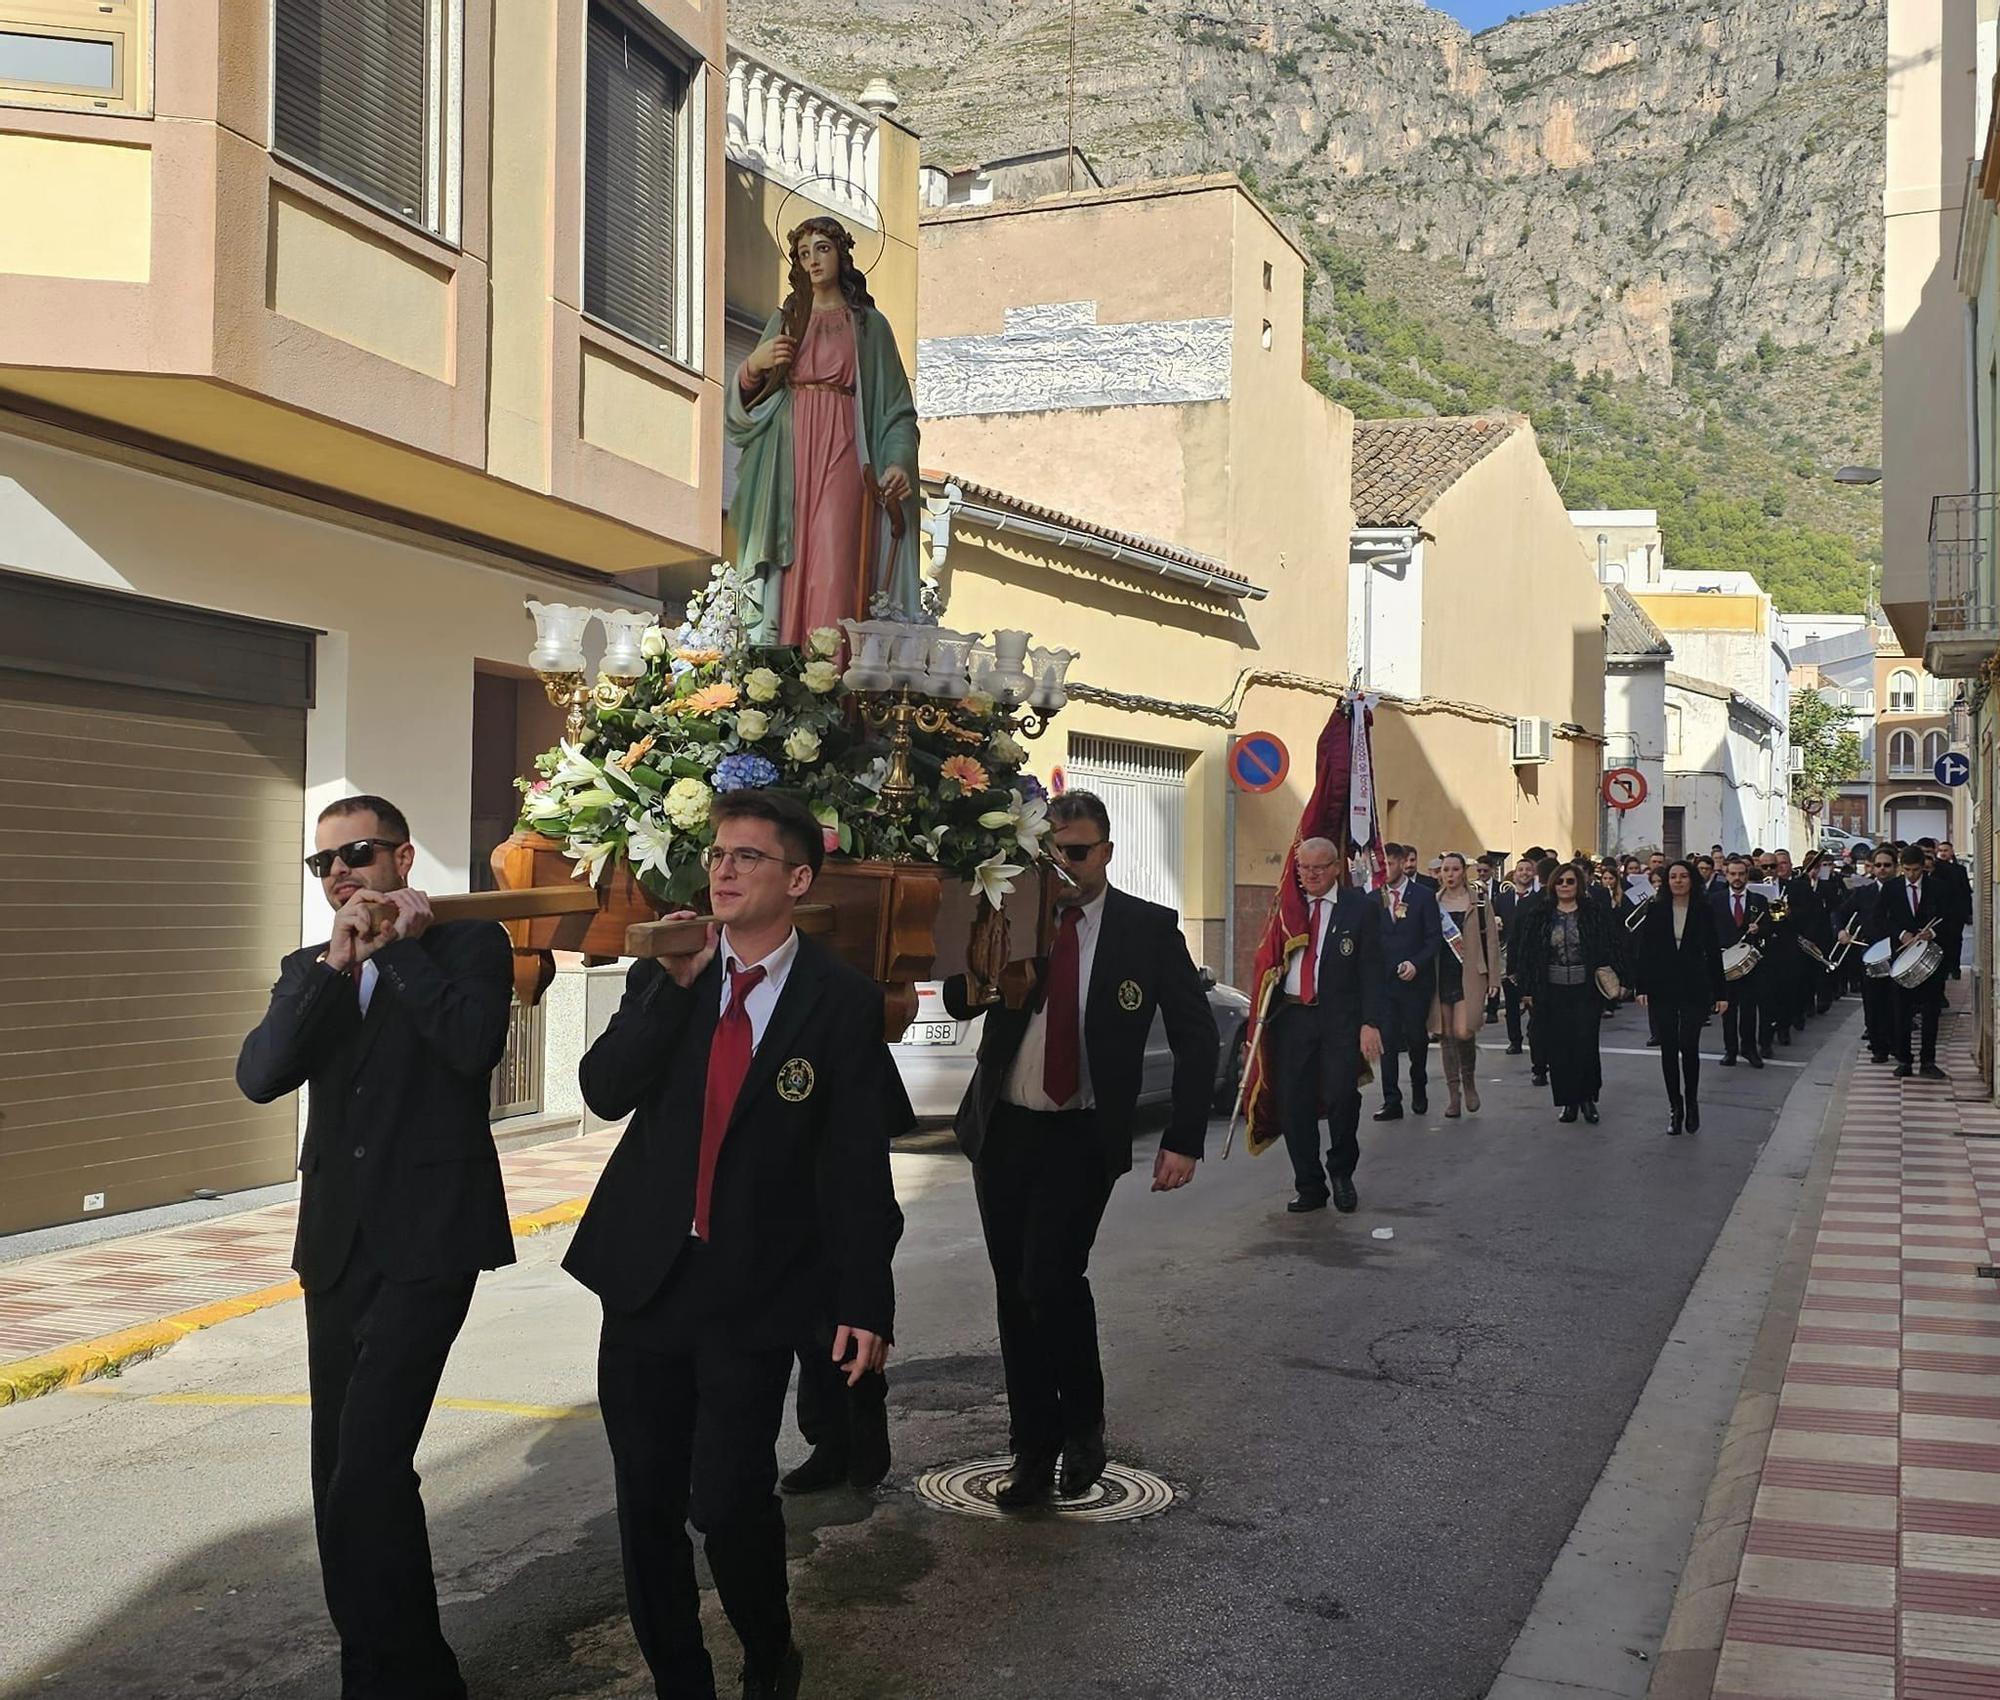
left=305, top=838, right=405, bottom=879
left=1055, top=838, right=1108, bottom=863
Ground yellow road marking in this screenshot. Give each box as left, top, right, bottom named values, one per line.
left=146, top=1391, right=595, bottom=1420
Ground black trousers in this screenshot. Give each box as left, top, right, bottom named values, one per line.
left=1892, top=974, right=1945, bottom=1068
left=1537, top=981, right=1602, bottom=1108
left=1942, top=921, right=1967, bottom=978
left=1649, top=996, right=1705, bottom=1111
left=598, top=1294, right=795, bottom=1698
left=303, top=1237, right=477, bottom=1700
left=1378, top=978, right=1432, bottom=1106
left=1268, top=1000, right=1363, bottom=1199
left=794, top=1334, right=888, bottom=1457
left=1501, top=977, right=1525, bottom=1049
left=1759, top=950, right=1793, bottom=1046
left=1862, top=974, right=1894, bottom=1057
left=1720, top=968, right=1760, bottom=1060
left=973, top=1103, right=1117, bottom=1459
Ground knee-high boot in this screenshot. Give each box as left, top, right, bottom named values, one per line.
left=1458, top=1036, right=1481, bottom=1113
left=1440, top=1032, right=1462, bottom=1118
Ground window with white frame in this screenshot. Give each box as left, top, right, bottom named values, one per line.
left=1889, top=729, right=1918, bottom=773
left=584, top=5, right=704, bottom=367
left=1924, top=730, right=1947, bottom=770
left=273, top=0, right=463, bottom=240
left=1888, top=668, right=1918, bottom=713
left=1664, top=703, right=1683, bottom=759
left=0, top=0, right=148, bottom=114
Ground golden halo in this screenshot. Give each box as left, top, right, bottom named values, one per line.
left=773, top=175, right=889, bottom=275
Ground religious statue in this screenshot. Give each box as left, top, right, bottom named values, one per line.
left=726, top=215, right=922, bottom=647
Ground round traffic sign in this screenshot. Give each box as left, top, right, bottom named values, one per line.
left=1228, top=732, right=1290, bottom=794
left=1601, top=766, right=1648, bottom=811
left=1049, top=765, right=1067, bottom=796
left=1935, top=751, right=1972, bottom=788
left=1804, top=799, right=1824, bottom=817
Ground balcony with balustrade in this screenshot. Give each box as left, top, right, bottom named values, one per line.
left=1927, top=492, right=2000, bottom=675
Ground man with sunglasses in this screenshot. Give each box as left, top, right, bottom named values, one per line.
left=237, top=795, right=515, bottom=1700
left=942, top=790, right=1218, bottom=1509
left=564, top=788, right=904, bottom=1700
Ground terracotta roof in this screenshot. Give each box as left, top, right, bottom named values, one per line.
left=1604, top=585, right=1673, bottom=660
left=1349, top=413, right=1522, bottom=527
left=922, top=470, right=1248, bottom=586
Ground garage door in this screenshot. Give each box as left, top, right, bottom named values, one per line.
left=0, top=576, right=312, bottom=1234
left=1891, top=799, right=1951, bottom=844
left=1065, top=734, right=1190, bottom=916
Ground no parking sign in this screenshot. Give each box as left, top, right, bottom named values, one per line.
left=1228, top=732, right=1290, bottom=793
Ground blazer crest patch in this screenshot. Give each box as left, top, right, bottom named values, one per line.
left=776, top=1056, right=815, bottom=1102
left=1338, top=933, right=1356, bottom=957
left=1117, top=978, right=1144, bottom=1011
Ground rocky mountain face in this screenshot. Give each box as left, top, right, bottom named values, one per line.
left=729, top=0, right=1885, bottom=388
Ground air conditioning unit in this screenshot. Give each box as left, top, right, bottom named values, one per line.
left=1512, top=717, right=1552, bottom=765
left=1789, top=747, right=1806, bottom=774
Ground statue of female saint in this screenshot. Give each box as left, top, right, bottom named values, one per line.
left=726, top=215, right=922, bottom=647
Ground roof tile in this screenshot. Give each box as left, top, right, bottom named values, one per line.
left=1349, top=413, right=1522, bottom=527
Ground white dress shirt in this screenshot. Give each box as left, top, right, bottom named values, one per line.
left=1282, top=895, right=1333, bottom=997
left=356, top=957, right=379, bottom=1016
left=717, top=926, right=800, bottom=1050
left=1003, top=890, right=1107, bottom=1111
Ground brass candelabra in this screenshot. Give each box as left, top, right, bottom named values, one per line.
left=539, top=671, right=641, bottom=745
left=857, top=689, right=958, bottom=814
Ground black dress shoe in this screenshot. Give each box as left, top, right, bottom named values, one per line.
left=1760, top=1043, right=1774, bottom=1059
left=1505, top=1041, right=1523, bottom=1055
left=1719, top=1054, right=1737, bottom=1067
left=1894, top=1063, right=1915, bottom=1079
left=1331, top=1175, right=1358, bottom=1213
left=1685, top=1101, right=1700, bottom=1133
left=742, top=1643, right=804, bottom=1700
left=1411, top=1087, right=1428, bottom=1114
left=1287, top=1191, right=1329, bottom=1213
left=1869, top=1053, right=1888, bottom=1065
left=1059, top=1428, right=1108, bottom=1499
left=780, top=1445, right=849, bottom=1495
left=847, top=1399, right=891, bottom=1492
left=1746, top=1054, right=1764, bottom=1070
left=1921, top=1064, right=1950, bottom=1081
left=1666, top=1110, right=1684, bottom=1136
left=993, top=1453, right=1057, bottom=1509
left=1558, top=1106, right=1578, bottom=1124
left=1645, top=1036, right=1660, bottom=1047
left=1531, top=1068, right=1548, bottom=1086
left=1372, top=1104, right=1403, bottom=1122
left=1581, top=1101, right=1600, bottom=1124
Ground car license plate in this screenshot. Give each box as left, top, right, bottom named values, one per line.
left=906, top=1020, right=958, bottom=1046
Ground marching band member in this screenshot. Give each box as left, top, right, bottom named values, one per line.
left=1635, top=860, right=1728, bottom=1136
left=237, top=796, right=515, bottom=1700
left=1877, top=843, right=1950, bottom=1080
left=1708, top=856, right=1770, bottom=1070
left=1837, top=846, right=1898, bottom=1063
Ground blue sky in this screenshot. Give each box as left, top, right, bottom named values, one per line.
left=1431, top=1, right=1558, bottom=31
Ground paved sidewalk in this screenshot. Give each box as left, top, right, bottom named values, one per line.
left=0, top=1130, right=622, bottom=1404
left=1709, top=1004, right=2000, bottom=1700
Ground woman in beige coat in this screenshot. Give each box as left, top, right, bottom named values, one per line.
left=1429, top=851, right=1502, bottom=1117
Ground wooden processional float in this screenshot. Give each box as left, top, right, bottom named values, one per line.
left=462, top=831, right=1056, bottom=1042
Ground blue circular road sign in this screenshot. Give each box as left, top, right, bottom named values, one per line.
left=1228, top=733, right=1290, bottom=793
left=1935, top=751, right=1972, bottom=788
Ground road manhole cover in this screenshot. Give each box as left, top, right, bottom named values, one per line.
left=912, top=1457, right=1180, bottom=1523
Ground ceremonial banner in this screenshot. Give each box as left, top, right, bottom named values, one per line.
left=1234, top=695, right=1377, bottom=1159
left=1349, top=693, right=1382, bottom=891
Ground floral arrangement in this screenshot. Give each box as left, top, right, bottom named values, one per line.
left=515, top=565, right=1053, bottom=906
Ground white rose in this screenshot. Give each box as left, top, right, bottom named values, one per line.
left=735, top=707, right=771, bottom=742
left=989, top=730, right=1026, bottom=766
left=808, top=626, right=843, bottom=658
left=639, top=626, right=667, bottom=660
left=962, top=691, right=996, bottom=717
left=783, top=727, right=822, bottom=764
left=801, top=660, right=841, bottom=694
left=744, top=667, right=783, bottom=703
left=664, top=777, right=712, bottom=830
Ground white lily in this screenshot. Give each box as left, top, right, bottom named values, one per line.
left=565, top=836, right=615, bottom=886
left=626, top=817, right=674, bottom=881
left=977, top=789, right=1051, bottom=858
left=522, top=785, right=569, bottom=822
left=551, top=739, right=602, bottom=787
left=856, top=756, right=890, bottom=795
left=971, top=851, right=1024, bottom=908
left=566, top=785, right=619, bottom=811
left=913, top=823, right=949, bottom=859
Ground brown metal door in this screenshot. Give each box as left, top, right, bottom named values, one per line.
left=0, top=669, right=305, bottom=1234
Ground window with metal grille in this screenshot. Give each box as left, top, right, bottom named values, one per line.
left=585, top=6, right=698, bottom=363
left=273, top=0, right=459, bottom=236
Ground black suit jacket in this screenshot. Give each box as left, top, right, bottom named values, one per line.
left=1934, top=860, right=1973, bottom=926
left=236, top=920, right=517, bottom=1293
left=1876, top=876, right=1946, bottom=948
left=563, top=935, right=905, bottom=1342
left=1708, top=885, right=1771, bottom=950
left=1635, top=898, right=1727, bottom=1006
left=1379, top=880, right=1443, bottom=991
left=1287, top=887, right=1388, bottom=1033
left=943, top=885, right=1219, bottom=1181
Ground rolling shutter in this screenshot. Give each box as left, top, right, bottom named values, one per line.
left=585, top=7, right=685, bottom=356
left=274, top=0, right=431, bottom=224
left=1066, top=735, right=1191, bottom=917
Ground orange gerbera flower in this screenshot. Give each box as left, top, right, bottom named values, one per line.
left=674, top=646, right=723, bottom=667
left=613, top=733, right=657, bottom=770
left=940, top=754, right=990, bottom=792
left=681, top=681, right=740, bottom=715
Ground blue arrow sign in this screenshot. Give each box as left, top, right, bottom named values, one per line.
left=1935, top=751, right=1972, bottom=788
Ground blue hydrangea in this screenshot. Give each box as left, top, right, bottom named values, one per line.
left=713, top=752, right=780, bottom=792
left=1019, top=773, right=1049, bottom=803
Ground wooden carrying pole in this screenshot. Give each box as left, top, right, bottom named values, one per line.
left=396, top=887, right=836, bottom=964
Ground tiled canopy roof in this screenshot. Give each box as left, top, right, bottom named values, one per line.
left=1349, top=413, right=1522, bottom=527
left=1604, top=584, right=1673, bottom=660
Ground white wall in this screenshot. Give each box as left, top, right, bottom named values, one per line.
left=1602, top=661, right=1666, bottom=851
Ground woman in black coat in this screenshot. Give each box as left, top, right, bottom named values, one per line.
left=1635, top=859, right=1729, bottom=1136
left=1515, top=862, right=1617, bottom=1124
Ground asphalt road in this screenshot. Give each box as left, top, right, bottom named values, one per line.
left=0, top=1000, right=1848, bottom=1700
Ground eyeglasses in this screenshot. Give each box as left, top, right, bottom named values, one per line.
left=699, top=845, right=798, bottom=873
left=1054, top=839, right=1108, bottom=863
left=305, top=838, right=404, bottom=878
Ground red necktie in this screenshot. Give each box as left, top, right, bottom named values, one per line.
left=694, top=961, right=767, bottom=1241
left=1042, top=906, right=1084, bottom=1107
left=1734, top=894, right=1743, bottom=928
left=1301, top=898, right=1323, bottom=1005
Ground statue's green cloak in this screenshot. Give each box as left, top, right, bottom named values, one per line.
left=724, top=304, right=923, bottom=645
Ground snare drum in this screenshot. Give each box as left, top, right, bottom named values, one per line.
left=1892, top=938, right=1945, bottom=989
left=1722, top=942, right=1762, bottom=981
left=1862, top=938, right=1895, bottom=979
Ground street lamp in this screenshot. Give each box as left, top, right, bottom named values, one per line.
left=1833, top=466, right=1883, bottom=485
left=524, top=599, right=651, bottom=743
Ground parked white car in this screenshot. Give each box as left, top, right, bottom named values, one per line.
left=890, top=968, right=1253, bottom=1126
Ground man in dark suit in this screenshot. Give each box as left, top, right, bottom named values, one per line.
left=1837, top=847, right=1899, bottom=1062
left=1271, top=837, right=1387, bottom=1215
left=1708, top=854, right=1770, bottom=1070
left=1373, top=842, right=1443, bottom=1120
left=1878, top=843, right=1950, bottom=1079
left=942, top=790, right=1217, bottom=1509
left=1492, top=861, right=1534, bottom=1053
left=1933, top=839, right=1973, bottom=982
left=237, top=795, right=514, bottom=1700
left=1508, top=855, right=1562, bottom=1085
left=565, top=790, right=904, bottom=1700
